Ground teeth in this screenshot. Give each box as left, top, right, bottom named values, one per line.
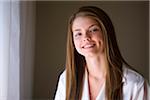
left=84, top=44, right=94, bottom=48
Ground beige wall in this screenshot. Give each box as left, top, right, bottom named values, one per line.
left=20, top=1, right=35, bottom=100
left=33, top=1, right=149, bottom=99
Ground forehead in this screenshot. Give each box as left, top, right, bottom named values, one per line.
left=72, top=16, right=99, bottom=31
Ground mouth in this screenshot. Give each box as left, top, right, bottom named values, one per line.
left=82, top=44, right=95, bottom=49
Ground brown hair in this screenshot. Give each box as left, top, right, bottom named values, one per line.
left=66, top=6, right=129, bottom=100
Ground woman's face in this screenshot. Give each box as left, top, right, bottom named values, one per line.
left=72, top=16, right=105, bottom=58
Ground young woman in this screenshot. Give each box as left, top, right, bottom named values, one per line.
left=55, top=6, right=148, bottom=100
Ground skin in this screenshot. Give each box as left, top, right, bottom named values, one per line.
left=72, top=16, right=107, bottom=100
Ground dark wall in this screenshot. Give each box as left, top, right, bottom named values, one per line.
left=33, top=1, right=149, bottom=99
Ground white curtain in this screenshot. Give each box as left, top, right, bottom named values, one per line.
left=0, top=1, right=20, bottom=100
left=0, top=1, right=10, bottom=100
left=0, top=1, right=35, bottom=100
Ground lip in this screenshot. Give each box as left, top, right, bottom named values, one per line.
left=82, top=43, right=95, bottom=49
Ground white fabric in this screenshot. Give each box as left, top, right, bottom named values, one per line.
left=0, top=1, right=20, bottom=100
left=55, top=66, right=149, bottom=100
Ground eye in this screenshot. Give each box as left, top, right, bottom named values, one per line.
left=89, top=27, right=100, bottom=33
left=74, top=32, right=82, bottom=38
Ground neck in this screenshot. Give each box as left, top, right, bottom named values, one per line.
left=85, top=54, right=107, bottom=79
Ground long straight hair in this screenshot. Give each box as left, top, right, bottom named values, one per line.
left=66, top=6, right=129, bottom=100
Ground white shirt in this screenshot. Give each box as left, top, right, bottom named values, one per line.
left=54, top=66, right=149, bottom=100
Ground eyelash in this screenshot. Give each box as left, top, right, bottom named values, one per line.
left=75, top=32, right=82, bottom=37
left=89, top=28, right=99, bottom=33
left=74, top=27, right=100, bottom=38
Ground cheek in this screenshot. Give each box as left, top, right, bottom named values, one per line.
left=73, top=40, right=81, bottom=50
left=98, top=36, right=105, bottom=52
left=95, top=34, right=105, bottom=49
left=94, top=33, right=103, bottom=43
left=98, top=33, right=103, bottom=40
left=73, top=39, right=83, bottom=55
left=97, top=33, right=104, bottom=43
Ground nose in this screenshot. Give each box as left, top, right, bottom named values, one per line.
left=83, top=32, right=91, bottom=41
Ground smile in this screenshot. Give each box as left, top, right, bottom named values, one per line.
left=82, top=44, right=95, bottom=49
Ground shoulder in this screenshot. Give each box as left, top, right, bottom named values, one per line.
left=123, top=66, right=145, bottom=87
left=54, top=70, right=66, bottom=100
left=122, top=66, right=149, bottom=100
left=58, top=70, right=66, bottom=85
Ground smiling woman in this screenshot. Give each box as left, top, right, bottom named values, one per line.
left=72, top=17, right=104, bottom=57
left=54, top=6, right=149, bottom=100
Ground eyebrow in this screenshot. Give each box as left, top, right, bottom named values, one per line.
left=73, top=24, right=99, bottom=32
